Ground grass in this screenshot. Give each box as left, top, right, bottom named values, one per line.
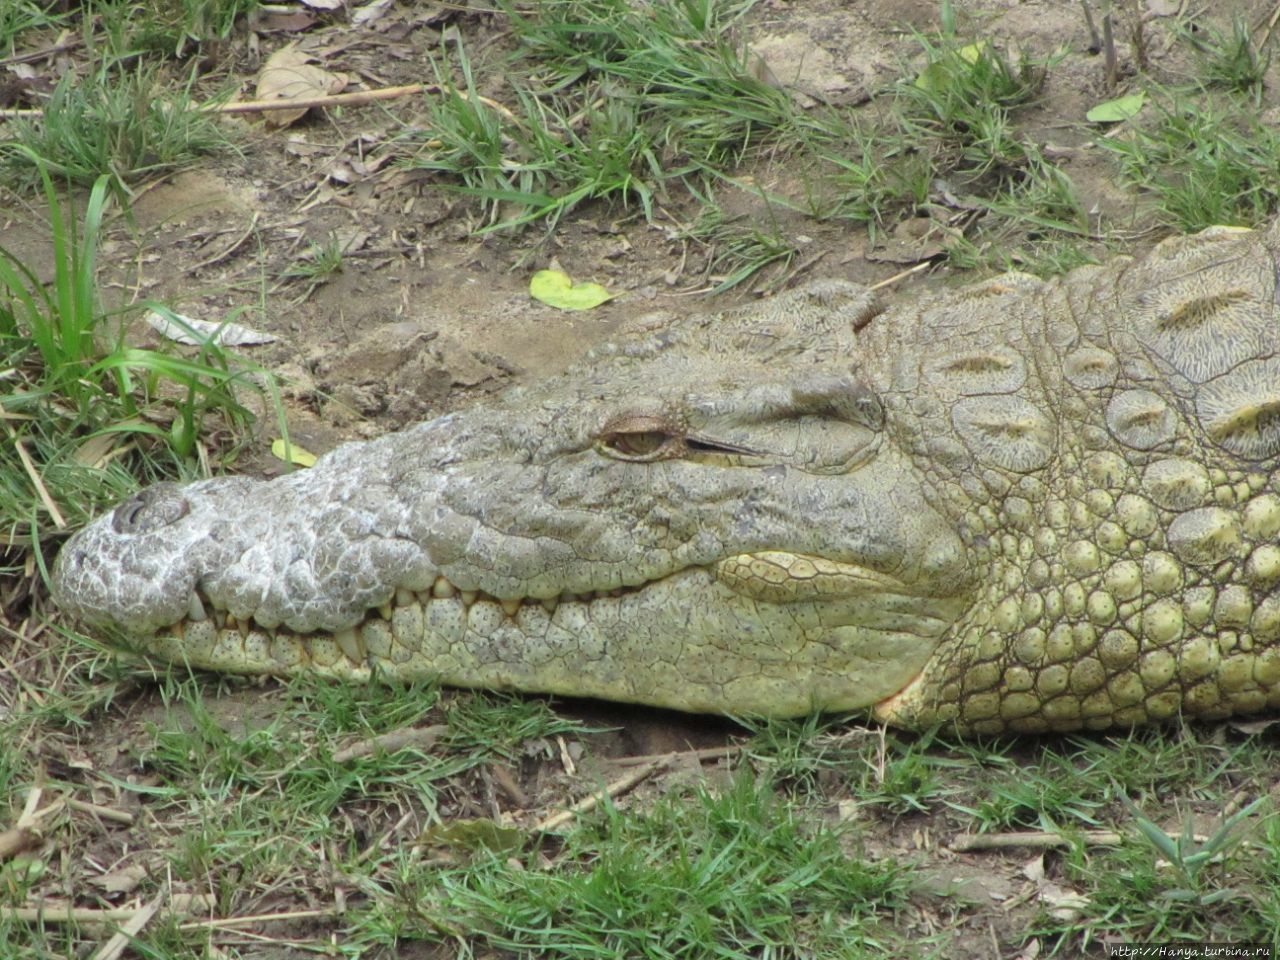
left=1099, top=91, right=1280, bottom=229
left=403, top=2, right=1097, bottom=283
left=1, top=65, right=229, bottom=197
left=360, top=768, right=911, bottom=958
left=407, top=0, right=795, bottom=243
left=4, top=1, right=1280, bottom=958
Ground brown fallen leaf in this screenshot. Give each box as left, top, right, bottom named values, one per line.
left=88, top=863, right=148, bottom=896
left=255, top=42, right=348, bottom=129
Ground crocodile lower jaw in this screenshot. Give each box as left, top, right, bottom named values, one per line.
left=123, top=550, right=960, bottom=710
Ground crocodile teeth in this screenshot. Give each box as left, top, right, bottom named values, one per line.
left=431, top=577, right=456, bottom=599
left=187, top=592, right=208, bottom=622
left=500, top=598, right=521, bottom=617
left=541, top=597, right=559, bottom=615
left=460, top=590, right=478, bottom=606
left=395, top=587, right=416, bottom=608
left=334, top=628, right=365, bottom=664
left=377, top=602, right=393, bottom=621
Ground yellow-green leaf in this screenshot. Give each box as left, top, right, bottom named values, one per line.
left=271, top=438, right=317, bottom=467
left=421, top=819, right=527, bottom=856
left=1086, top=91, right=1147, bottom=123
left=914, top=42, right=987, bottom=91
left=529, top=269, right=614, bottom=311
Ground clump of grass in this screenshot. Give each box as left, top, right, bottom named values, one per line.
left=407, top=0, right=794, bottom=236
left=1098, top=93, right=1280, bottom=230
left=0, top=0, right=67, bottom=57
left=359, top=767, right=912, bottom=957
left=679, top=200, right=800, bottom=292
left=1185, top=16, right=1269, bottom=102
left=403, top=1, right=1102, bottom=281
left=1, top=62, right=227, bottom=195
left=108, top=0, right=258, bottom=58
left=821, top=35, right=1073, bottom=233
left=1056, top=796, right=1276, bottom=946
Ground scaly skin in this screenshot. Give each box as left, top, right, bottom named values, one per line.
left=52, top=224, right=1280, bottom=734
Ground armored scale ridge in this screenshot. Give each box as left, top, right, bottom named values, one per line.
left=53, top=224, right=1280, bottom=735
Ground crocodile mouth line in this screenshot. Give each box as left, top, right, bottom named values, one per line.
left=181, top=573, right=652, bottom=638
left=170, top=549, right=919, bottom=642
left=131, top=550, right=926, bottom=675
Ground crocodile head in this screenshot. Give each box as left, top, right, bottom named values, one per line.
left=52, top=282, right=977, bottom=717
left=52, top=224, right=1280, bottom=732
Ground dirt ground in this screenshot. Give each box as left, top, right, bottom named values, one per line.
left=42, top=0, right=1251, bottom=458
left=4, top=0, right=1280, bottom=957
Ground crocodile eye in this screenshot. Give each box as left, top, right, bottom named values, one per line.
left=606, top=431, right=669, bottom=457
left=598, top=416, right=682, bottom=461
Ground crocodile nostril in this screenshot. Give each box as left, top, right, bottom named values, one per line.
left=111, top=483, right=191, bottom=534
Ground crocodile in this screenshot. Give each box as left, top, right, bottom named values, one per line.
left=52, top=224, right=1280, bottom=735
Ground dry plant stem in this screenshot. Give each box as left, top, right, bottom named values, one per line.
left=7, top=424, right=65, bottom=528
left=3, top=895, right=214, bottom=928
left=869, top=260, right=936, bottom=293
left=177, top=907, right=337, bottom=931
left=332, top=723, right=448, bottom=763
left=1264, top=1, right=1280, bottom=48
left=65, top=798, right=135, bottom=825
left=614, top=744, right=742, bottom=766
left=2, top=83, right=517, bottom=122
left=1079, top=0, right=1101, bottom=52
left=0, top=36, right=83, bottom=67
left=212, top=83, right=519, bottom=123
left=189, top=210, right=260, bottom=272
left=1103, top=4, right=1117, bottom=92
left=89, top=893, right=163, bottom=960
left=535, top=759, right=666, bottom=832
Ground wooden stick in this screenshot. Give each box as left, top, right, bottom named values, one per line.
left=66, top=798, right=136, bottom=826
left=178, top=907, right=336, bottom=931
left=948, top=829, right=1122, bottom=852
left=614, top=744, right=741, bottom=767
left=0, top=36, right=83, bottom=68
left=3, top=83, right=518, bottom=124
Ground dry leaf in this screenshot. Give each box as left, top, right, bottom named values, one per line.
left=145, top=310, right=278, bottom=346
left=88, top=863, right=148, bottom=895
left=299, top=0, right=344, bottom=9
left=255, top=43, right=348, bottom=129
left=1021, top=853, right=1045, bottom=884
left=1039, top=882, right=1089, bottom=921
left=254, top=9, right=317, bottom=32
left=71, top=432, right=123, bottom=469
left=352, top=0, right=395, bottom=26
